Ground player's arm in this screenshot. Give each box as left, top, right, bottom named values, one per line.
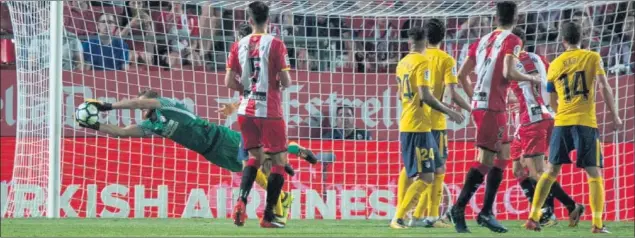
left=503, top=38, right=541, bottom=84
left=224, top=43, right=244, bottom=92
left=457, top=56, right=475, bottom=99
left=445, top=58, right=471, bottom=112
left=417, top=67, right=464, bottom=123
left=503, top=55, right=541, bottom=83
left=546, top=58, right=559, bottom=113
left=98, top=124, right=147, bottom=137
left=595, top=55, right=622, bottom=130
left=84, top=98, right=161, bottom=111
left=276, top=41, right=292, bottom=88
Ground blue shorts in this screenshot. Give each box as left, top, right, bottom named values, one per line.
left=549, top=125, right=603, bottom=168
left=237, top=136, right=249, bottom=162
left=400, top=132, right=438, bottom=177
left=432, top=130, right=448, bottom=168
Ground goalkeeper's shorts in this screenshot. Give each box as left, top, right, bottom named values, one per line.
left=201, top=130, right=243, bottom=173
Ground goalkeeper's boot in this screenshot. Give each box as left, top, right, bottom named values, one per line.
left=568, top=204, right=585, bottom=227
left=477, top=212, right=508, bottom=233
left=389, top=218, right=408, bottom=229
left=288, top=142, right=318, bottom=164
left=524, top=219, right=541, bottom=231
left=447, top=206, right=470, bottom=233
left=232, top=200, right=247, bottom=227
left=284, top=164, right=295, bottom=176
left=592, top=225, right=611, bottom=234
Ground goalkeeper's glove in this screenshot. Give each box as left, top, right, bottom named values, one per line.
left=85, top=99, right=113, bottom=111
left=77, top=121, right=100, bottom=130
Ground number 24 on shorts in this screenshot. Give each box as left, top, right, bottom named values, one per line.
left=416, top=147, right=434, bottom=170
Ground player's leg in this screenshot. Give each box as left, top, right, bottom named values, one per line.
left=475, top=142, right=510, bottom=233
left=472, top=112, right=509, bottom=233
left=259, top=118, right=289, bottom=228
left=412, top=130, right=449, bottom=228
left=396, top=167, right=412, bottom=217
left=287, top=142, right=318, bottom=164
left=448, top=110, right=499, bottom=233
left=526, top=126, right=573, bottom=231
left=574, top=126, right=608, bottom=233
left=234, top=116, right=264, bottom=226
left=391, top=132, right=435, bottom=229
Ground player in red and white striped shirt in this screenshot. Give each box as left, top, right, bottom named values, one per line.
left=448, top=2, right=543, bottom=234
left=508, top=28, right=583, bottom=229
left=224, top=1, right=292, bottom=229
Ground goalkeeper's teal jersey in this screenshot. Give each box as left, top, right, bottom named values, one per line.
left=137, top=97, right=242, bottom=172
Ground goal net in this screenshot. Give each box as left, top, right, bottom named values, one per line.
left=2, top=0, right=633, bottom=221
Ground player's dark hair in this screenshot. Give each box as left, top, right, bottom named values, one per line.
left=238, top=23, right=252, bottom=38
left=408, top=26, right=426, bottom=43
left=496, top=1, right=518, bottom=27
left=511, top=27, right=526, bottom=46
left=138, top=89, right=160, bottom=98
left=336, top=106, right=354, bottom=116
left=247, top=1, right=269, bottom=25
left=425, top=18, right=445, bottom=45
left=561, top=21, right=582, bottom=45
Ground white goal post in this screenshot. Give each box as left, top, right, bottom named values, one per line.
left=1, top=0, right=633, bottom=221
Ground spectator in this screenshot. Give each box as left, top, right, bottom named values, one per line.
left=118, top=0, right=155, bottom=65
left=28, top=29, right=84, bottom=70
left=82, top=13, right=130, bottom=70
left=161, top=1, right=200, bottom=67
left=571, top=10, right=603, bottom=48
left=455, top=16, right=491, bottom=40
left=609, top=14, right=633, bottom=74
left=323, top=106, right=372, bottom=140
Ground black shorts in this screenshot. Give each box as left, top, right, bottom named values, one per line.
left=400, top=132, right=438, bottom=177
left=432, top=130, right=448, bottom=168
left=548, top=125, right=603, bottom=168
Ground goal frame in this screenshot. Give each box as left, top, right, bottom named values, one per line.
left=47, top=0, right=63, bottom=218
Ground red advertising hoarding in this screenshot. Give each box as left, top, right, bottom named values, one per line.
left=1, top=138, right=633, bottom=220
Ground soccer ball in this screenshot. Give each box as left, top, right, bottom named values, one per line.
left=75, top=102, right=99, bottom=125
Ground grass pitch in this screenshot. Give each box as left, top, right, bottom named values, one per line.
left=1, top=219, right=633, bottom=237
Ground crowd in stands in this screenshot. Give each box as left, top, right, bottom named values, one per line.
left=0, top=1, right=633, bottom=74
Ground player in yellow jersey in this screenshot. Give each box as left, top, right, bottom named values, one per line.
left=390, top=26, right=465, bottom=229
left=525, top=22, right=622, bottom=233
left=403, top=19, right=472, bottom=228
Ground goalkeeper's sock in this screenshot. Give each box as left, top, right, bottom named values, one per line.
left=550, top=181, right=576, bottom=213
left=481, top=160, right=508, bottom=215
left=455, top=163, right=489, bottom=208
left=255, top=169, right=268, bottom=189
left=395, top=180, right=429, bottom=219
left=529, top=173, right=556, bottom=221
left=413, top=184, right=430, bottom=219
left=264, top=165, right=285, bottom=222
left=588, top=177, right=605, bottom=228
left=427, top=174, right=445, bottom=218
left=238, top=158, right=260, bottom=204
left=397, top=168, right=411, bottom=209
left=518, top=177, right=536, bottom=203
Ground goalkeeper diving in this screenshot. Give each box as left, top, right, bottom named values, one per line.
left=75, top=89, right=317, bottom=225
